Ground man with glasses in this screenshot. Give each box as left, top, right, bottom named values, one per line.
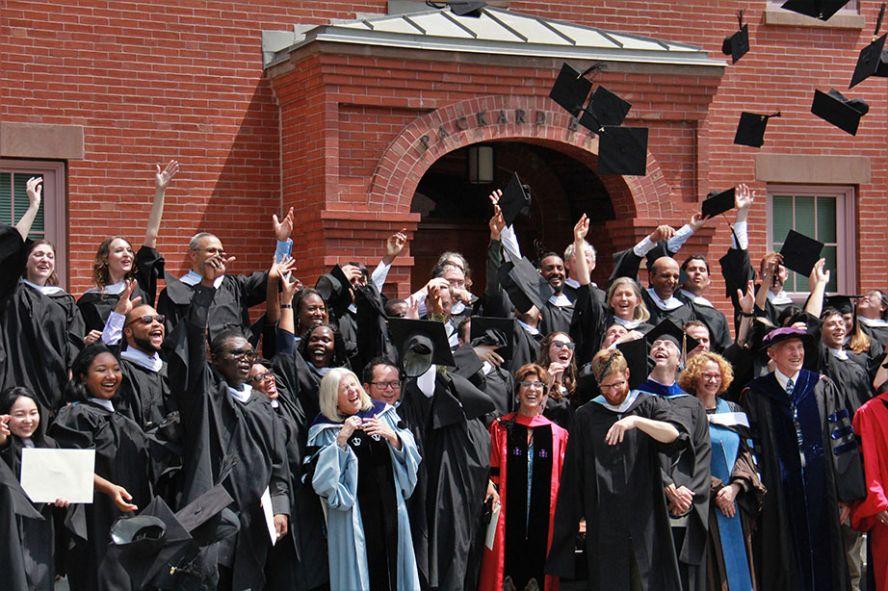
left=362, top=357, right=403, bottom=407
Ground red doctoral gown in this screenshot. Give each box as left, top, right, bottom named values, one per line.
left=479, top=413, right=569, bottom=591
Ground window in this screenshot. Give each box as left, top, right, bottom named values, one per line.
left=0, top=160, right=67, bottom=284
left=766, top=0, right=858, bottom=12
left=767, top=185, right=856, bottom=296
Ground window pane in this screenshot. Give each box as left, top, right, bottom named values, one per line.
left=816, top=197, right=837, bottom=243
left=822, top=245, right=838, bottom=292
left=794, top=196, right=815, bottom=236
left=0, top=173, right=11, bottom=225
left=11, top=174, right=44, bottom=240
left=772, top=195, right=794, bottom=241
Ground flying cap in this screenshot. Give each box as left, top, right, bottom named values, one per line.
left=598, top=126, right=648, bottom=176
left=701, top=187, right=736, bottom=219
left=470, top=316, right=515, bottom=362
left=579, top=85, right=632, bottom=131
left=498, top=258, right=554, bottom=313
left=615, top=337, right=650, bottom=389
left=811, top=89, right=869, bottom=135
left=734, top=111, right=781, bottom=147
left=449, top=1, right=486, bottom=17
left=499, top=172, right=532, bottom=227
left=850, top=33, right=888, bottom=88
left=549, top=63, right=593, bottom=117
left=778, top=229, right=824, bottom=277
left=388, top=318, right=455, bottom=376
left=780, top=0, right=853, bottom=21
left=718, top=246, right=755, bottom=298
left=722, top=24, right=750, bottom=63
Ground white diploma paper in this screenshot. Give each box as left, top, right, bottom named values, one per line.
left=20, top=448, right=95, bottom=504
left=260, top=487, right=277, bottom=546
left=485, top=502, right=501, bottom=550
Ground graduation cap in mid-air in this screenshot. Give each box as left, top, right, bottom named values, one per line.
left=449, top=1, right=486, bottom=18
left=718, top=246, right=756, bottom=298
left=470, top=316, right=515, bottom=362
left=811, top=89, right=869, bottom=135
left=849, top=5, right=888, bottom=88
left=388, top=318, right=455, bottom=377
left=498, top=257, right=554, bottom=314
left=722, top=11, right=750, bottom=63
left=597, top=126, right=649, bottom=176
left=499, top=172, right=532, bottom=227
left=780, top=0, right=853, bottom=21
left=579, top=85, right=632, bottom=131
left=701, top=187, right=736, bottom=219
left=778, top=229, right=825, bottom=278
left=734, top=111, right=781, bottom=147
left=549, top=63, right=595, bottom=117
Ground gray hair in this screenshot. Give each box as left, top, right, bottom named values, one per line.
left=564, top=240, right=597, bottom=263
left=188, top=232, right=218, bottom=251
left=318, top=367, right=373, bottom=423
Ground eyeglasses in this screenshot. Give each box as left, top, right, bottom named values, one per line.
left=126, top=314, right=166, bottom=327
left=702, top=373, right=722, bottom=383
left=520, top=381, right=545, bottom=390
left=599, top=380, right=627, bottom=392
left=249, top=371, right=274, bottom=383
left=551, top=341, right=575, bottom=351
left=225, top=348, right=257, bottom=362
left=370, top=381, right=401, bottom=390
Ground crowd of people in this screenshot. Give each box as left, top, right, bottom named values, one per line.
left=0, top=160, right=886, bottom=591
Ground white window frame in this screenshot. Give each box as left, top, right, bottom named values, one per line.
left=766, top=184, right=857, bottom=299
left=0, top=159, right=67, bottom=286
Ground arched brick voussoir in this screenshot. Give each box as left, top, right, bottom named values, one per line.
left=367, top=95, right=672, bottom=221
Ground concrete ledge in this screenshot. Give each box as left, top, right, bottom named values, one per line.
left=762, top=8, right=865, bottom=30
left=0, top=122, right=84, bottom=160
left=755, top=154, right=871, bottom=184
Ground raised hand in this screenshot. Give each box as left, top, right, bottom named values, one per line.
left=201, top=254, right=235, bottom=287
left=25, top=177, right=43, bottom=209
left=761, top=252, right=783, bottom=279
left=341, top=264, right=364, bottom=286
left=273, top=207, right=295, bottom=242
left=809, top=258, right=829, bottom=288
left=280, top=269, right=302, bottom=305
left=384, top=229, right=408, bottom=263
left=83, top=330, right=103, bottom=346
left=737, top=280, right=755, bottom=314
left=269, top=255, right=296, bottom=282
left=113, top=279, right=143, bottom=316
left=488, top=204, right=505, bottom=241
left=649, top=224, right=676, bottom=243
left=605, top=415, right=638, bottom=445
left=689, top=212, right=706, bottom=230
left=735, top=183, right=755, bottom=211
left=405, top=297, right=420, bottom=320
left=155, top=160, right=179, bottom=191
left=573, top=213, right=589, bottom=243
left=473, top=344, right=504, bottom=367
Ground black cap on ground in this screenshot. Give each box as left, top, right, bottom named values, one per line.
left=811, top=89, right=869, bottom=135
left=722, top=24, right=750, bottom=63
left=778, top=229, right=824, bottom=278
left=598, top=126, right=648, bottom=176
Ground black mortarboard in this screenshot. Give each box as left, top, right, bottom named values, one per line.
left=388, top=318, right=455, bottom=376
left=579, top=85, right=632, bottom=131
left=823, top=294, right=861, bottom=315
left=722, top=24, right=750, bottom=63
left=499, top=172, right=532, bottom=227
left=452, top=343, right=484, bottom=379
left=470, top=316, right=515, bottom=362
left=702, top=187, right=736, bottom=219
left=549, top=63, right=593, bottom=117
left=780, top=0, right=852, bottom=21
left=811, top=89, right=869, bottom=135
left=778, top=229, right=824, bottom=277
left=315, top=265, right=352, bottom=313
left=718, top=245, right=755, bottom=298
left=498, top=258, right=554, bottom=314
left=644, top=318, right=701, bottom=352
left=734, top=111, right=780, bottom=147
left=850, top=33, right=888, bottom=88
left=598, top=126, right=648, bottom=176
left=615, top=337, right=650, bottom=389
left=450, top=1, right=486, bottom=17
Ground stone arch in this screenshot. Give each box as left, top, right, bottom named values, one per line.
left=367, top=95, right=674, bottom=221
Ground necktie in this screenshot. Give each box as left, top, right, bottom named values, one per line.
left=786, top=378, right=806, bottom=468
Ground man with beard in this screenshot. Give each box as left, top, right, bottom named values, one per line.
left=167, top=254, right=291, bottom=591
left=741, top=325, right=865, bottom=591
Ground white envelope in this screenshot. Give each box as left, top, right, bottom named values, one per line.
left=20, top=448, right=95, bottom=504
left=260, top=487, right=277, bottom=546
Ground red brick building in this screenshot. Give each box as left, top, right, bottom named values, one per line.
left=2, top=1, right=885, bottom=313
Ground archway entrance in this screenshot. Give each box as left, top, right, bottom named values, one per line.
left=410, top=140, right=616, bottom=292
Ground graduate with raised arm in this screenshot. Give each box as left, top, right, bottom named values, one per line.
left=0, top=176, right=85, bottom=416
left=156, top=206, right=294, bottom=341
left=76, top=161, right=178, bottom=337
left=610, top=216, right=701, bottom=327
left=545, top=348, right=688, bottom=590
left=166, top=253, right=290, bottom=591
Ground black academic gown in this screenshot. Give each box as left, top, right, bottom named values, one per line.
left=115, top=356, right=175, bottom=432
left=0, top=459, right=45, bottom=591
left=0, top=225, right=85, bottom=416
left=49, top=400, right=154, bottom=591
left=157, top=270, right=267, bottom=341
left=546, top=392, right=689, bottom=590
left=685, top=295, right=732, bottom=353
left=860, top=319, right=888, bottom=349
left=1, top=435, right=63, bottom=591
left=541, top=295, right=575, bottom=336
left=741, top=370, right=866, bottom=591
left=166, top=284, right=290, bottom=591
left=569, top=282, right=654, bottom=367
left=610, top=246, right=696, bottom=327
left=398, top=370, right=495, bottom=591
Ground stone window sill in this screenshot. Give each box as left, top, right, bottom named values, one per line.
left=762, top=8, right=865, bottom=30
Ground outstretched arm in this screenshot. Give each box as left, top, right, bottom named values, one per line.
left=572, top=214, right=591, bottom=286
left=15, top=177, right=42, bottom=240
left=144, top=161, right=178, bottom=249
left=803, top=258, right=829, bottom=318
left=606, top=415, right=679, bottom=445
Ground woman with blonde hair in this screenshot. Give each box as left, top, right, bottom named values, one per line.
left=308, top=367, right=421, bottom=591
left=679, top=352, right=764, bottom=591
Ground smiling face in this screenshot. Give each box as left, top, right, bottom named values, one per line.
left=599, top=368, right=631, bottom=406
left=650, top=257, right=680, bottom=299
left=6, top=396, right=40, bottom=439
left=609, top=283, right=640, bottom=320
left=125, top=304, right=165, bottom=353
left=684, top=324, right=710, bottom=354
left=25, top=242, right=56, bottom=285
left=365, top=364, right=401, bottom=406
left=821, top=312, right=847, bottom=349
left=548, top=332, right=574, bottom=364
left=298, top=293, right=328, bottom=332
left=694, top=360, right=723, bottom=399
left=682, top=257, right=710, bottom=295
left=83, top=352, right=123, bottom=400
left=306, top=326, right=335, bottom=368
left=336, top=374, right=363, bottom=417
left=768, top=338, right=806, bottom=376
left=190, top=234, right=224, bottom=274
left=650, top=338, right=680, bottom=370
left=540, top=255, right=566, bottom=292
left=601, top=324, right=628, bottom=349
left=858, top=290, right=887, bottom=319
left=213, top=336, right=254, bottom=386
left=249, top=363, right=278, bottom=399
left=105, top=237, right=134, bottom=281
left=517, top=372, right=547, bottom=416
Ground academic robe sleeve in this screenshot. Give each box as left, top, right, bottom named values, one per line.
left=312, top=436, right=359, bottom=511
left=545, top=408, right=586, bottom=579
left=385, top=409, right=421, bottom=500
left=270, top=410, right=291, bottom=516
left=820, top=377, right=867, bottom=503
left=134, top=245, right=165, bottom=308
left=488, top=420, right=503, bottom=488
left=483, top=239, right=514, bottom=319
left=165, top=283, right=215, bottom=424
left=236, top=271, right=269, bottom=310
left=609, top=247, right=642, bottom=284
left=851, top=403, right=888, bottom=530
left=569, top=283, right=607, bottom=367
left=0, top=224, right=25, bottom=301
left=354, top=282, right=393, bottom=370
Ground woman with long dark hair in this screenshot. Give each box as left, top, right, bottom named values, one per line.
left=536, top=331, right=577, bottom=429
left=0, top=177, right=85, bottom=416
left=0, top=386, right=70, bottom=590
left=49, top=343, right=156, bottom=591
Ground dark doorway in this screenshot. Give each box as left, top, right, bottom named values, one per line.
left=410, top=141, right=615, bottom=292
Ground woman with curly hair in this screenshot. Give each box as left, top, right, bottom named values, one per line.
left=679, top=351, right=765, bottom=591
left=479, top=363, right=569, bottom=591
left=536, top=331, right=577, bottom=429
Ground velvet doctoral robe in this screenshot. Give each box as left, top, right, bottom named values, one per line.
left=741, top=369, right=866, bottom=591
left=308, top=401, right=420, bottom=591
left=850, top=393, right=888, bottom=591
left=166, top=284, right=290, bottom=591
left=480, top=413, right=569, bottom=591
left=546, top=391, right=689, bottom=591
